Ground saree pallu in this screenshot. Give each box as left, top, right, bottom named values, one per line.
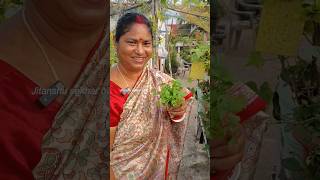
left=32, top=33, right=108, bottom=179
left=111, top=68, right=192, bottom=180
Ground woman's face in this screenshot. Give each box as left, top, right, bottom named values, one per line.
left=116, top=23, right=153, bottom=72
left=31, top=0, right=106, bottom=28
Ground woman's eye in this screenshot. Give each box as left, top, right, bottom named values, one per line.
left=127, top=41, right=136, bottom=45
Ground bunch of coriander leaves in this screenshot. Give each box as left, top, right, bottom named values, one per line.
left=205, top=55, right=246, bottom=142
left=160, top=80, right=185, bottom=108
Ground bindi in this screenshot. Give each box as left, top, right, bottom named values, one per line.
left=135, top=15, right=144, bottom=24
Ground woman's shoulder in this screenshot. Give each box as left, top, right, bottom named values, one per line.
left=149, top=68, right=173, bottom=84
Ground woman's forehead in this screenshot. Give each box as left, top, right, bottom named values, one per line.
left=121, top=28, right=152, bottom=41
left=124, top=36, right=152, bottom=41
left=125, top=24, right=152, bottom=36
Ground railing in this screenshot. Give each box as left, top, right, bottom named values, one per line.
left=195, top=84, right=210, bottom=156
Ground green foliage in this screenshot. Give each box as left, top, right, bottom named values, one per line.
left=212, top=54, right=233, bottom=82
left=171, top=33, right=210, bottom=71
left=0, top=0, right=23, bottom=22
left=190, top=42, right=210, bottom=71
left=110, top=32, right=117, bottom=65
left=293, top=103, right=320, bottom=137
left=165, top=45, right=179, bottom=74
left=160, top=0, right=167, bottom=7
left=282, top=145, right=320, bottom=179
left=302, top=0, right=320, bottom=22
left=306, top=145, right=320, bottom=178
left=203, top=55, right=246, bottom=140
left=246, top=81, right=273, bottom=104
left=246, top=51, right=265, bottom=69
left=277, top=54, right=320, bottom=177
left=160, top=80, right=185, bottom=108
left=190, top=41, right=210, bottom=70
left=282, top=157, right=304, bottom=171
left=181, top=0, right=209, bottom=7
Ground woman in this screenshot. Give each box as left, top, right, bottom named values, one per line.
left=110, top=13, right=193, bottom=179
left=0, top=0, right=108, bottom=179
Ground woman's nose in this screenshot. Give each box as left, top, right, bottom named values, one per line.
left=135, top=44, right=144, bottom=55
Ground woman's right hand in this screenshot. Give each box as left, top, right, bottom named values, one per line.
left=210, top=123, right=245, bottom=171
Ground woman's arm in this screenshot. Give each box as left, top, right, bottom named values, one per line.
left=110, top=127, right=117, bottom=180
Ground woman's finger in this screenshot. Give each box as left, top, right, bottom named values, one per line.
left=168, top=110, right=186, bottom=119
left=168, top=108, right=186, bottom=115
left=210, top=125, right=245, bottom=157
left=168, top=101, right=187, bottom=112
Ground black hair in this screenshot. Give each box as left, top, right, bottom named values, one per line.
left=115, top=12, right=153, bottom=43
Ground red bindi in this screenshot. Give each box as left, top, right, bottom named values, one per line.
left=135, top=15, right=144, bottom=24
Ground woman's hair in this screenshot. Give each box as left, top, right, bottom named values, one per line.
left=115, top=12, right=153, bottom=43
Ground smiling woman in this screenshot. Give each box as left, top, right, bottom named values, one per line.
left=109, top=13, right=193, bottom=179
left=116, top=22, right=153, bottom=73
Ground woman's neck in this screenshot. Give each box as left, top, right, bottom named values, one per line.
left=117, top=63, right=143, bottom=84
left=24, top=2, right=105, bottom=61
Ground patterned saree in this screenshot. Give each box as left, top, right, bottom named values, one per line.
left=111, top=67, right=192, bottom=180
left=32, top=32, right=108, bottom=179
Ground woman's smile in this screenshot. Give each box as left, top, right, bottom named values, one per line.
left=132, top=57, right=147, bottom=63
left=116, top=23, right=153, bottom=72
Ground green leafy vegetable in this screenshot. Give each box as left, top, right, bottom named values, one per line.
left=160, top=80, right=185, bottom=108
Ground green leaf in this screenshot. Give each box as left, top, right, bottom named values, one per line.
left=259, top=82, right=273, bottom=103
left=160, top=80, right=185, bottom=108
left=246, top=51, right=265, bottom=69
left=245, top=81, right=258, bottom=93
left=160, top=0, right=167, bottom=7
left=282, top=158, right=304, bottom=171
left=228, top=137, right=237, bottom=145
left=213, top=55, right=233, bottom=82
left=221, top=95, right=246, bottom=113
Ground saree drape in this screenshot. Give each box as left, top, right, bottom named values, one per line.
left=32, top=32, right=108, bottom=179
left=111, top=67, right=192, bottom=180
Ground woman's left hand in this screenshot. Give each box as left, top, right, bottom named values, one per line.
left=167, top=100, right=187, bottom=120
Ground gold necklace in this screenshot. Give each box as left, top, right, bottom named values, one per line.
left=22, top=9, right=65, bottom=107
